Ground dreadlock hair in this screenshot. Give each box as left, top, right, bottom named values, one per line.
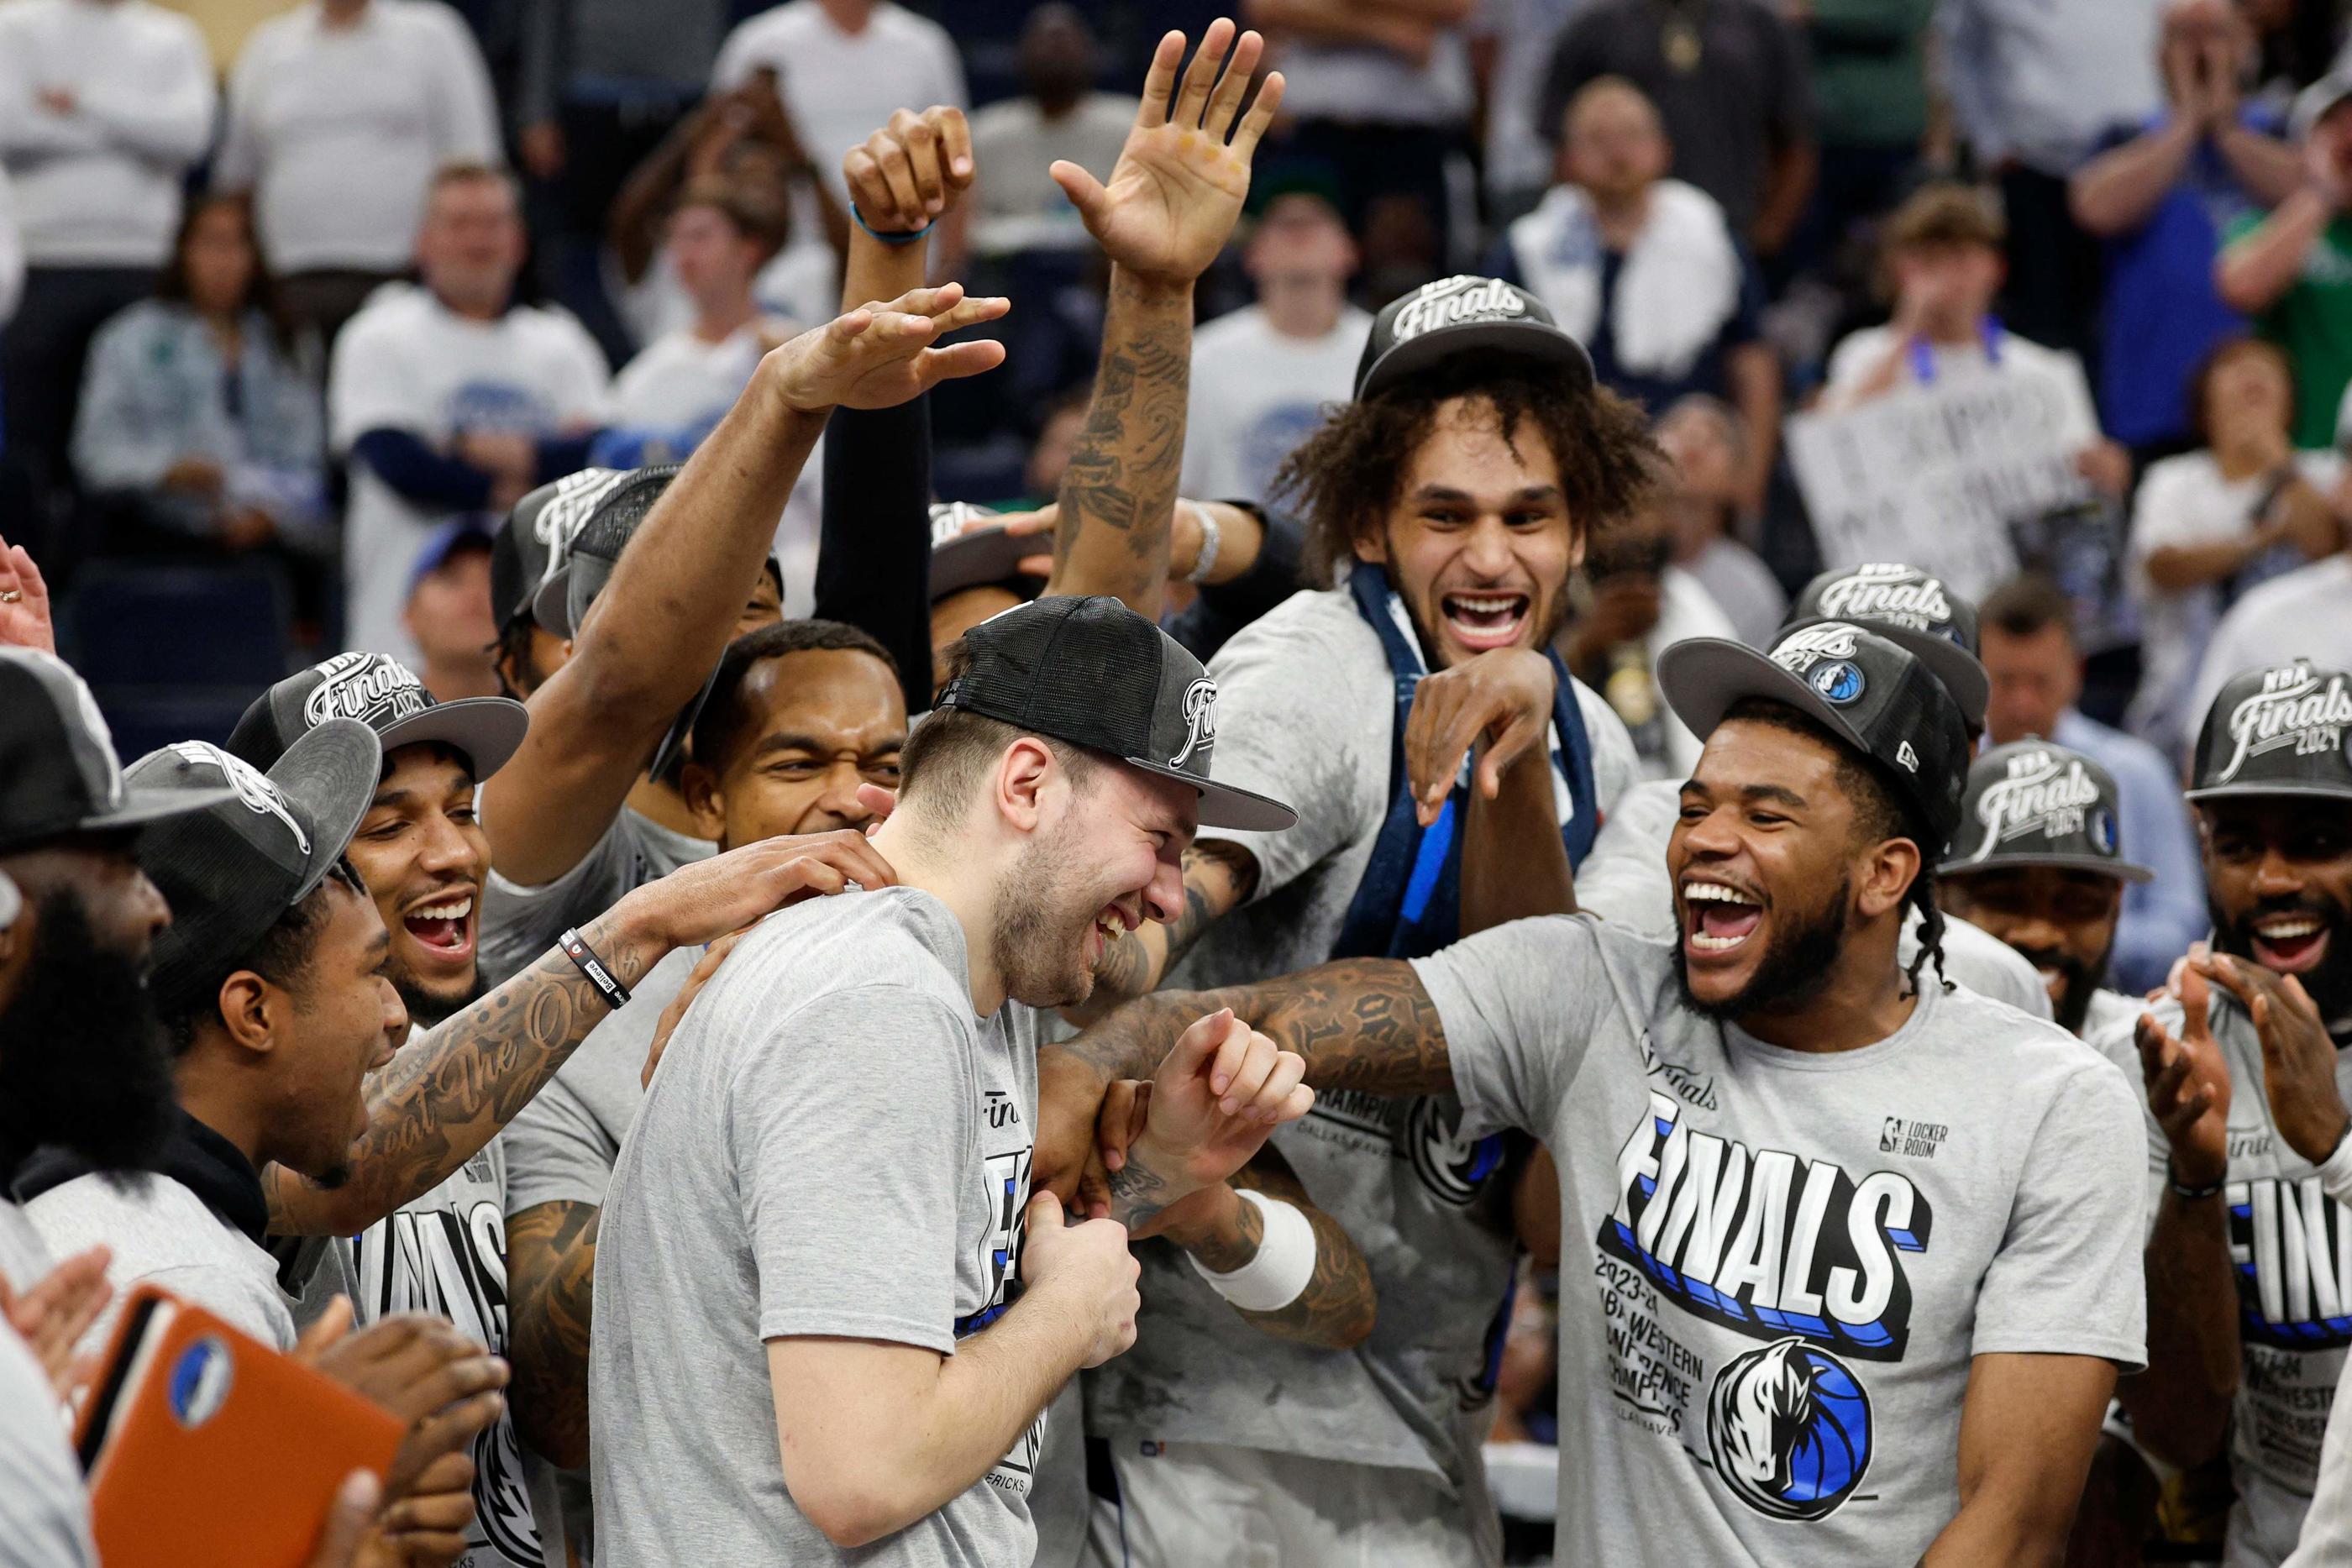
left=155, top=857, right=368, bottom=1056
left=1719, top=699, right=1952, bottom=997
left=1272, top=352, right=1659, bottom=585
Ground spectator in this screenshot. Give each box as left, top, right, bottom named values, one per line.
left=1473, top=0, right=1585, bottom=221
left=2218, top=72, right=2352, bottom=450
left=215, top=0, right=501, bottom=351
left=1977, top=573, right=2208, bottom=994
left=1537, top=0, right=1814, bottom=262
left=2071, top=0, right=2300, bottom=459
left=1654, top=394, right=1786, bottom=647
left=2126, top=338, right=2343, bottom=759
left=1494, top=77, right=1778, bottom=512
left=968, top=5, right=1138, bottom=260
left=1181, top=180, right=1371, bottom=507
left=401, top=520, right=500, bottom=701
left=0, top=0, right=215, bottom=524
left=331, top=164, right=610, bottom=665
left=1938, top=0, right=2166, bottom=362
left=1245, top=0, right=1478, bottom=291
left=2190, top=535, right=2352, bottom=724
left=70, top=194, right=330, bottom=561
left=1791, top=0, right=1935, bottom=279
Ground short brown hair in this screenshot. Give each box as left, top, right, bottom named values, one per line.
left=899, top=639, right=1099, bottom=816
left=1273, top=357, right=1659, bottom=585
left=1980, top=573, right=2076, bottom=645
left=428, top=161, right=522, bottom=207
left=1882, top=182, right=2005, bottom=255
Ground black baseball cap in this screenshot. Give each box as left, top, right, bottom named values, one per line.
left=2188, top=660, right=2352, bottom=803
left=0, top=648, right=234, bottom=855
left=496, top=467, right=647, bottom=632
left=937, top=596, right=1296, bottom=831
left=228, top=653, right=528, bottom=783
left=1657, top=620, right=1974, bottom=853
left=1354, top=275, right=1595, bottom=403
left=1784, top=564, right=1988, bottom=733
left=1943, top=740, right=2151, bottom=882
left=129, top=723, right=382, bottom=1007
left=930, top=502, right=1044, bottom=603
left=529, top=464, right=682, bottom=639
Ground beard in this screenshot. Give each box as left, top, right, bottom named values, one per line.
left=0, top=889, right=176, bottom=1178
left=992, top=822, right=1103, bottom=1011
left=392, top=968, right=486, bottom=1032
left=1676, top=876, right=1854, bottom=1024
left=2007, top=941, right=2111, bottom=1036
left=2215, top=890, right=2352, bottom=1026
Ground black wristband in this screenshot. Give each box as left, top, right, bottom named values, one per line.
left=2167, top=1161, right=2225, bottom=1201
left=559, top=926, right=632, bottom=1009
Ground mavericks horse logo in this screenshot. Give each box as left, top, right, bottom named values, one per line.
left=1706, top=1338, right=1873, bottom=1521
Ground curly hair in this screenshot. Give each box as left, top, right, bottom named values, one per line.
left=1270, top=354, right=1661, bottom=585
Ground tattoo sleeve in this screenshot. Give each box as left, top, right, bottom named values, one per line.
left=1089, top=839, right=1260, bottom=1006
left=506, top=1198, right=601, bottom=1471
left=1050, top=269, right=1192, bottom=617
left=1221, top=1152, right=1378, bottom=1349
left=262, top=908, right=660, bottom=1235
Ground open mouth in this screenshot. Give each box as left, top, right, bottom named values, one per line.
left=1088, top=901, right=1138, bottom=963
left=2251, top=914, right=2331, bottom=973
left=401, top=893, right=476, bottom=963
left=1683, top=879, right=1763, bottom=956
left=1441, top=591, right=1530, bottom=653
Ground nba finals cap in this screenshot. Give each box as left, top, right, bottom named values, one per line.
left=129, top=721, right=382, bottom=1005
left=937, top=596, right=1297, bottom=831
left=1354, top=275, right=1595, bottom=403
left=0, top=648, right=234, bottom=855
left=2187, top=659, right=2352, bottom=803
left=1943, top=740, right=2152, bottom=882
left=1657, top=621, right=1973, bottom=852
left=528, top=465, right=684, bottom=639
left=228, top=653, right=528, bottom=783
left=1785, top=563, right=1989, bottom=733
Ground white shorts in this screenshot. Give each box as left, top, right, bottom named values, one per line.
left=1084, top=1440, right=1486, bottom=1568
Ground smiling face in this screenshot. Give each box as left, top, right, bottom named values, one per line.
left=685, top=647, right=907, bottom=849
left=994, top=757, right=1194, bottom=1009
left=1353, top=395, right=1583, bottom=669
left=2202, top=796, right=2352, bottom=1020
left=345, top=743, right=491, bottom=1028
left=274, top=878, right=406, bottom=1186
left=1939, top=864, right=2123, bottom=1034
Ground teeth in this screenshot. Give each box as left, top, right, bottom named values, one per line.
left=2259, top=919, right=2322, bottom=940
left=409, top=898, right=472, bottom=922
left=1689, top=931, right=1748, bottom=952
left=1446, top=595, right=1523, bottom=616
left=1682, top=882, right=1751, bottom=905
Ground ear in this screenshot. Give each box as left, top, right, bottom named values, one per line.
left=680, top=761, right=727, bottom=841
left=994, top=737, right=1057, bottom=833
left=214, top=970, right=283, bottom=1059
left=1352, top=522, right=1389, bottom=567
left=1855, top=836, right=1923, bottom=922
left=1564, top=513, right=1589, bottom=572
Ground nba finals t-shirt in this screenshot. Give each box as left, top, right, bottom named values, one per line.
left=589, top=887, right=1042, bottom=1568
left=1411, top=915, right=2146, bottom=1565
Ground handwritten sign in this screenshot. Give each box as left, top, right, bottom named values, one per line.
left=1786, top=355, right=2100, bottom=601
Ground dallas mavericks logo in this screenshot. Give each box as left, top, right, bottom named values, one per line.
left=1405, top=1099, right=1506, bottom=1208
left=2090, top=806, right=2118, bottom=854
left=1809, top=661, right=1865, bottom=705
left=165, top=742, right=309, bottom=852
left=1170, top=678, right=1218, bottom=768
left=1707, top=1338, right=1873, bottom=1521
left=303, top=653, right=428, bottom=729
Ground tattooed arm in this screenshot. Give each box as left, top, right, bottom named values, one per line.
left=506, top=1198, right=599, bottom=1468
left=263, top=831, right=901, bottom=1235
left=1084, top=838, right=1260, bottom=1012
left=1149, top=1146, right=1377, bottom=1349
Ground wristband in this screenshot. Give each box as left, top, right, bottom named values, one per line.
left=558, top=926, right=632, bottom=1009
left=1184, top=503, right=1222, bottom=585
left=1187, top=1189, right=1315, bottom=1312
left=2166, top=1161, right=2224, bottom=1202
left=2318, top=1120, right=2352, bottom=1205
left=849, top=199, right=933, bottom=247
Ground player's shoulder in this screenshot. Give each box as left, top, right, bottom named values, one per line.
left=1209, top=585, right=1380, bottom=677
left=722, top=887, right=972, bottom=1020
left=1935, top=983, right=2138, bottom=1105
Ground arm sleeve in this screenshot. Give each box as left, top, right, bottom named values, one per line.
left=1971, top=1057, right=2150, bottom=1367
left=428, top=8, right=503, bottom=168
left=351, top=429, right=496, bottom=510
left=1409, top=914, right=1612, bottom=1139
left=75, top=19, right=216, bottom=166
left=736, top=988, right=969, bottom=1352
left=1166, top=506, right=1307, bottom=663
left=814, top=399, right=935, bottom=716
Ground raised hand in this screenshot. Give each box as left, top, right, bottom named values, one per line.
left=0, top=1245, right=112, bottom=1403
left=1050, top=19, right=1286, bottom=287
left=845, top=106, right=975, bottom=233
left=0, top=533, right=55, bottom=655
left=2196, top=952, right=2349, bottom=1165
left=1108, top=1008, right=1312, bottom=1233
left=2136, top=965, right=2234, bottom=1188
left=1403, top=649, right=1558, bottom=828
left=764, top=284, right=1009, bottom=414
left=614, top=828, right=898, bottom=952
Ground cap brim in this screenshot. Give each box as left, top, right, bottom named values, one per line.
left=271, top=719, right=384, bottom=904
left=1359, top=320, right=1595, bottom=404
left=1656, top=637, right=1877, bottom=760
left=2185, top=779, right=2352, bottom=805
left=932, top=525, right=1046, bottom=602
left=1783, top=616, right=1988, bottom=733
left=76, top=784, right=240, bottom=839
left=375, top=696, right=531, bottom=782
left=530, top=564, right=575, bottom=639
left=1121, top=758, right=1299, bottom=833
left=1940, top=850, right=2154, bottom=884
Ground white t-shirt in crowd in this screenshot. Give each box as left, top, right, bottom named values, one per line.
left=0, top=0, right=214, bottom=267
left=2126, top=449, right=2343, bottom=758
left=1273, top=30, right=1474, bottom=128
left=968, top=92, right=1136, bottom=256
left=329, top=285, right=609, bottom=664
left=2190, top=555, right=2352, bottom=734
left=711, top=0, right=966, bottom=201
left=1179, top=303, right=1373, bottom=505
left=216, top=0, right=500, bottom=274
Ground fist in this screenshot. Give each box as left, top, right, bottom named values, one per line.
left=1020, top=1191, right=1140, bottom=1367
left=844, top=106, right=974, bottom=233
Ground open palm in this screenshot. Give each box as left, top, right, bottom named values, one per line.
left=767, top=282, right=1010, bottom=412
left=1052, top=19, right=1287, bottom=286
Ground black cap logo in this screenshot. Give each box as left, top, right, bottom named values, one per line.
left=166, top=741, right=309, bottom=853
left=302, top=653, right=428, bottom=731
left=1970, top=747, right=2103, bottom=858
left=1387, top=276, right=1530, bottom=344
left=529, top=468, right=634, bottom=553
left=1813, top=566, right=1956, bottom=638
left=1171, top=678, right=1218, bottom=768
left=1771, top=624, right=1860, bottom=673
left=2215, top=663, right=2352, bottom=784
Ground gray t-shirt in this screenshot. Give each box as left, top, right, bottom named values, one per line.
left=1415, top=915, right=2146, bottom=1565
left=27, top=1172, right=297, bottom=1360
left=591, top=887, right=1046, bottom=1568
left=0, top=1318, right=93, bottom=1568
left=505, top=947, right=694, bottom=1217
left=478, top=807, right=713, bottom=989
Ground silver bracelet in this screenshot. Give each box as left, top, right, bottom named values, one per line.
left=1184, top=503, right=1222, bottom=585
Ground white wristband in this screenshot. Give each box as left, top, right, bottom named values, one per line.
left=1187, top=1188, right=1315, bottom=1313
left=1184, top=503, right=1222, bottom=585
left=2318, top=1125, right=2352, bottom=1206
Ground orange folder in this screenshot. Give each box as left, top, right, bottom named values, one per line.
left=74, top=1284, right=404, bottom=1568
